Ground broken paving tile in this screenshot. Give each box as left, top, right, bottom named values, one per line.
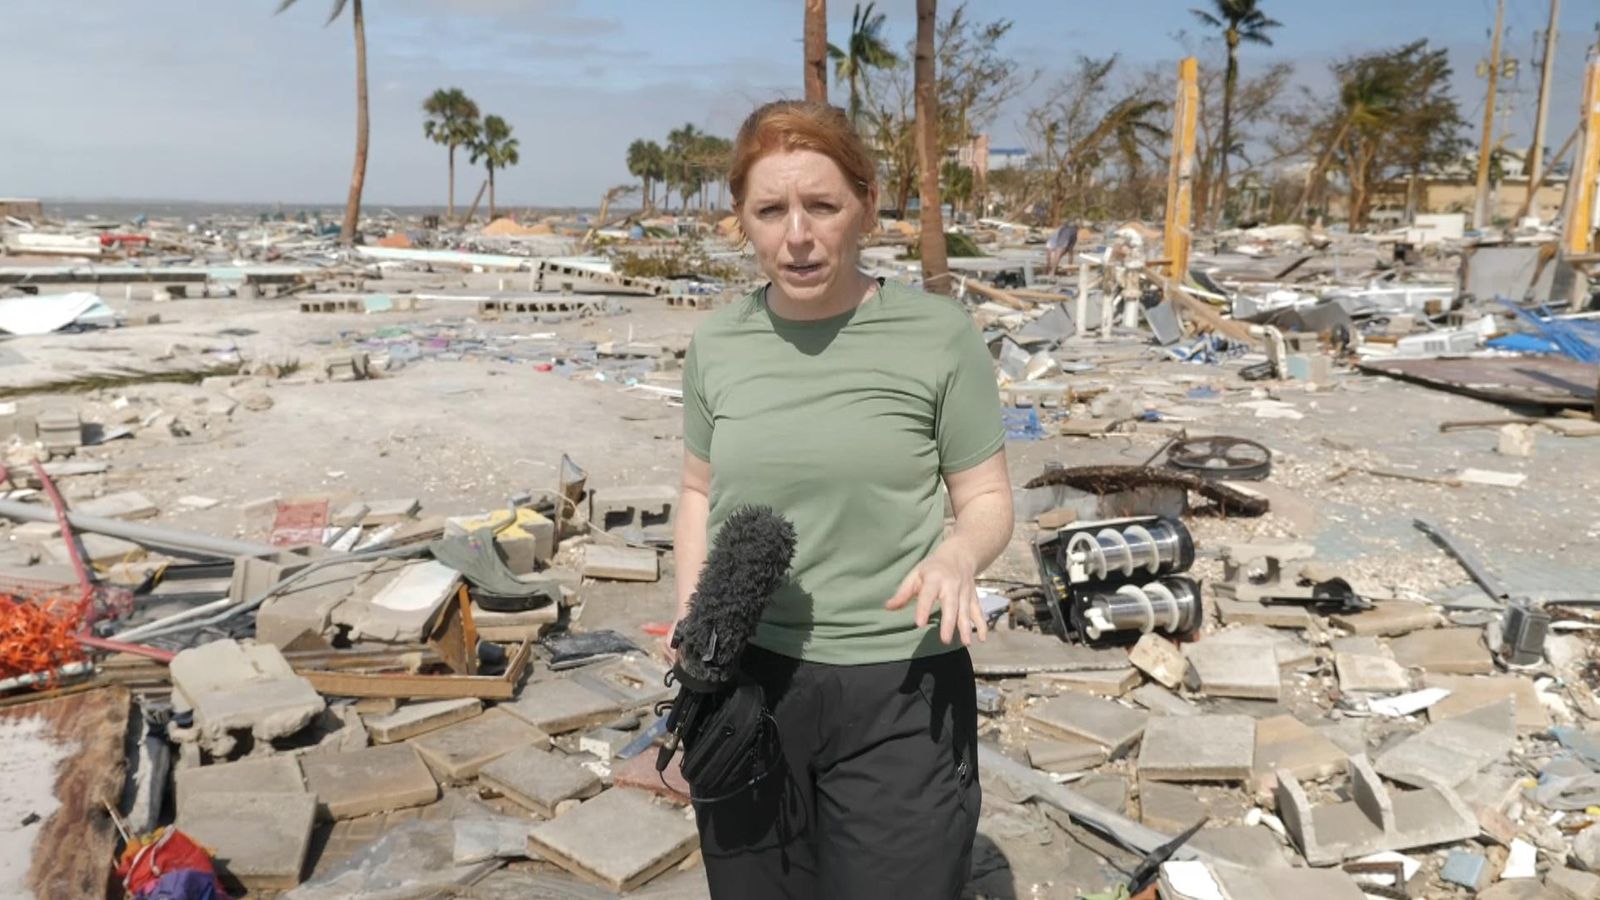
left=1251, top=715, right=1347, bottom=794
left=1425, top=674, right=1550, bottom=731
left=503, top=677, right=625, bottom=735
left=175, top=755, right=304, bottom=812
left=409, top=708, right=550, bottom=781
left=364, top=698, right=483, bottom=744
left=526, top=788, right=699, bottom=893
left=1024, top=693, right=1148, bottom=757
left=611, top=749, right=691, bottom=805
left=970, top=627, right=1130, bottom=675
left=1187, top=825, right=1290, bottom=870
left=1334, top=652, right=1412, bottom=693
left=479, top=746, right=603, bottom=817
left=1388, top=627, right=1494, bottom=675
left=74, top=490, right=159, bottom=520
left=1035, top=667, right=1140, bottom=697
left=1328, top=603, right=1442, bottom=636
left=1375, top=699, right=1515, bottom=790
left=1138, top=716, right=1255, bottom=783
left=169, top=638, right=324, bottom=755
left=1129, top=632, right=1188, bottom=689
left=1128, top=683, right=1200, bottom=717
left=180, top=791, right=317, bottom=890
left=1139, top=780, right=1208, bottom=833
left=299, top=743, right=439, bottom=820
left=1026, top=736, right=1108, bottom=773
left=1183, top=640, right=1281, bottom=701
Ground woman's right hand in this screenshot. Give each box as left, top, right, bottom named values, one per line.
left=659, top=617, right=685, bottom=666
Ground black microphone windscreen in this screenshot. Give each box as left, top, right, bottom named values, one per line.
left=676, top=505, right=796, bottom=685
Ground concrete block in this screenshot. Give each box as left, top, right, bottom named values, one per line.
left=409, top=708, right=550, bottom=781
left=170, top=639, right=324, bottom=753
left=1129, top=633, right=1188, bottom=689
left=1138, top=715, right=1255, bottom=782
left=345, top=558, right=461, bottom=643
left=581, top=544, right=659, bottom=582
left=1547, top=867, right=1600, bottom=900
left=589, top=485, right=677, bottom=535
left=503, top=677, right=625, bottom=735
left=1036, top=667, right=1140, bottom=696
left=365, top=698, right=483, bottom=744
left=1024, top=694, right=1148, bottom=757
left=1251, top=715, right=1347, bottom=794
left=74, top=490, right=158, bottom=520
left=178, top=791, right=316, bottom=890
left=577, top=727, right=634, bottom=761
left=252, top=562, right=361, bottom=649
left=526, top=788, right=699, bottom=892
left=1274, top=753, right=1479, bottom=865
left=1128, top=683, right=1200, bottom=717
left=1425, top=674, right=1550, bottom=731
left=1334, top=652, right=1412, bottom=693
left=1184, top=641, right=1281, bottom=700
left=1139, top=780, right=1208, bottom=833
left=480, top=746, right=603, bottom=817
left=175, top=756, right=304, bottom=812
left=1389, top=627, right=1494, bottom=675
left=1375, top=699, right=1515, bottom=789
left=299, top=743, right=439, bottom=820
left=363, top=497, right=422, bottom=525
left=1328, top=603, right=1442, bottom=636
left=1026, top=736, right=1108, bottom=773
left=444, top=507, right=555, bottom=572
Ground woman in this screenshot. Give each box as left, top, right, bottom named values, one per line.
left=673, top=99, right=1013, bottom=899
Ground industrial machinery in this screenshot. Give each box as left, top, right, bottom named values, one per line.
left=1032, top=515, right=1203, bottom=644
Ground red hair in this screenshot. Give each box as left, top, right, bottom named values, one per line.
left=728, top=100, right=877, bottom=207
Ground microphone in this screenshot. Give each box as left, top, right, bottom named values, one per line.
left=671, top=505, right=797, bottom=687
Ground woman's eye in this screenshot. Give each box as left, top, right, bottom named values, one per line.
left=757, top=206, right=782, bottom=218
left=808, top=203, right=838, bottom=215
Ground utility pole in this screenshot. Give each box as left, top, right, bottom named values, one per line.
left=1525, top=0, right=1561, bottom=221
left=1164, top=58, right=1199, bottom=290
left=1474, top=0, right=1506, bottom=231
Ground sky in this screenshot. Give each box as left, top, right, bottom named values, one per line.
left=3, top=0, right=1596, bottom=209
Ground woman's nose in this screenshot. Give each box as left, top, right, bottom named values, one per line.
left=785, top=207, right=813, bottom=244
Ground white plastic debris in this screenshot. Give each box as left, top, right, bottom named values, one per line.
left=1369, top=687, right=1451, bottom=717
left=1501, top=839, right=1537, bottom=879
left=1349, top=851, right=1422, bottom=887
left=1158, top=861, right=1225, bottom=900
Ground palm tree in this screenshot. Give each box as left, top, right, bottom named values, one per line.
left=804, top=0, right=828, bottom=101
left=1291, top=59, right=1405, bottom=221
left=827, top=3, right=900, bottom=130
left=1190, top=0, right=1280, bottom=228
left=914, top=0, right=949, bottom=294
left=627, top=139, right=666, bottom=211
left=276, top=0, right=367, bottom=246
left=666, top=124, right=705, bottom=212
left=469, top=115, right=519, bottom=221
left=422, top=88, right=482, bottom=221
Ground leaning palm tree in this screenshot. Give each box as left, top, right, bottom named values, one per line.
left=422, top=88, right=481, bottom=221
left=276, top=0, right=367, bottom=246
left=827, top=3, right=900, bottom=130
left=469, top=115, right=520, bottom=221
left=1291, top=58, right=1406, bottom=221
left=1191, top=0, right=1280, bottom=228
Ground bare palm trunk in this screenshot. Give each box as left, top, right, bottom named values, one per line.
left=447, top=146, right=456, bottom=221
left=488, top=167, right=497, bottom=221
left=914, top=0, right=949, bottom=295
left=804, top=0, right=827, bottom=101
left=340, top=0, right=368, bottom=246
left=1214, top=34, right=1238, bottom=230
left=1292, top=117, right=1351, bottom=221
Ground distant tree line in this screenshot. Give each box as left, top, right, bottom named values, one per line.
left=626, top=127, right=734, bottom=214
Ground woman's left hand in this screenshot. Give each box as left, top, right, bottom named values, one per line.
left=885, top=541, right=989, bottom=646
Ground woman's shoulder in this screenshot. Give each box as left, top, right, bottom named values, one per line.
left=691, top=287, right=766, bottom=344
left=875, top=279, right=981, bottom=336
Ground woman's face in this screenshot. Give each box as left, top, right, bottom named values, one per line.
left=738, top=149, right=873, bottom=307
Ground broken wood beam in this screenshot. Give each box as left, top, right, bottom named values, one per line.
left=960, top=278, right=1029, bottom=310
left=298, top=638, right=531, bottom=700
left=1147, top=272, right=1258, bottom=345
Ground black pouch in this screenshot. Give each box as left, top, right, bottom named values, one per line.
left=660, top=671, right=779, bottom=803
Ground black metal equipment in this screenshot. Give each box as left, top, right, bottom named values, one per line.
left=1032, top=515, right=1204, bottom=644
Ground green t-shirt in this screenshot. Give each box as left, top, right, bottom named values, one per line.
left=682, top=278, right=1005, bottom=664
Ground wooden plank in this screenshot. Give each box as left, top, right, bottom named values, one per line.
left=0, top=687, right=130, bottom=900
left=299, top=639, right=530, bottom=700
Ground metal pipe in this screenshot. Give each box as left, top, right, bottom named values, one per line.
left=0, top=497, right=276, bottom=560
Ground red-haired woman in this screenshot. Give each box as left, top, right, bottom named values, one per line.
left=672, top=99, right=1013, bottom=898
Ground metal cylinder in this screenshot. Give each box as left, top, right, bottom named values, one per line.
left=0, top=497, right=275, bottom=560
left=1080, top=576, right=1202, bottom=640
left=1066, top=518, right=1190, bottom=580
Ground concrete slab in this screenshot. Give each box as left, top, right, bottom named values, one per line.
left=503, top=677, right=625, bottom=735
left=1375, top=700, right=1515, bottom=789
left=479, top=746, right=603, bottom=817
left=1035, top=667, right=1140, bottom=696
left=1389, top=627, right=1494, bottom=675
left=1425, top=674, right=1551, bottom=731
left=571, top=655, right=674, bottom=708
left=1139, top=780, right=1208, bottom=833
left=1214, top=596, right=1317, bottom=629
left=74, top=490, right=158, bottom=520
left=364, top=698, right=483, bottom=744
left=169, top=639, right=324, bottom=754
left=409, top=708, right=550, bottom=781
left=1076, top=773, right=1130, bottom=816
left=1546, top=867, right=1600, bottom=900
left=1211, top=865, right=1369, bottom=900
left=969, top=627, right=1131, bottom=675
left=1024, top=694, right=1149, bottom=757
left=1127, top=683, right=1200, bottom=717
left=1026, top=736, right=1108, bottom=773
left=1335, top=652, right=1412, bottom=693
left=581, top=544, right=659, bottom=582
left=527, top=788, right=699, bottom=892
left=346, top=559, right=460, bottom=643
left=1138, top=716, right=1255, bottom=782
left=175, top=755, right=304, bottom=812
left=1330, top=636, right=1386, bottom=657
left=1251, top=715, right=1348, bottom=794
left=299, top=743, right=439, bottom=820
left=1188, top=825, right=1291, bottom=870
left=179, top=790, right=317, bottom=890
left=1129, top=633, right=1188, bottom=689
left=1183, top=640, right=1281, bottom=700
left=1328, top=603, right=1442, bottom=636
left=1275, top=753, right=1479, bottom=865
left=612, top=749, right=692, bottom=805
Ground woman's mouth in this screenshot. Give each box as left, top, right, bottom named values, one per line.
left=783, top=261, right=825, bottom=281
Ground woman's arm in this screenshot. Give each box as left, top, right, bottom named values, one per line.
left=885, top=449, right=1014, bottom=646
left=666, top=450, right=713, bottom=662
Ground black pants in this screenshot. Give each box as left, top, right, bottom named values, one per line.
left=694, top=645, right=981, bottom=899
